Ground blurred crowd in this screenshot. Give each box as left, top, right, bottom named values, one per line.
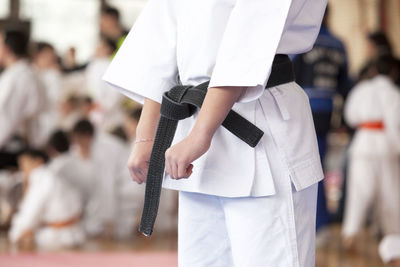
left=0, top=5, right=177, bottom=251
left=0, top=3, right=399, bottom=267
left=292, top=7, right=400, bottom=266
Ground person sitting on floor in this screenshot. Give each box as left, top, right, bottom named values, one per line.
left=9, top=149, right=85, bottom=250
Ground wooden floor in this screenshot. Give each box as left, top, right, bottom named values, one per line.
left=316, top=225, right=385, bottom=267
left=0, top=224, right=387, bottom=267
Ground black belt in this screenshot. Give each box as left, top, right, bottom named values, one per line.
left=139, top=54, right=294, bottom=236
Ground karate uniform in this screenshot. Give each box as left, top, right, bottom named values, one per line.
left=103, top=0, right=327, bottom=266
left=9, top=166, right=85, bottom=250
left=0, top=60, right=46, bottom=148
left=79, top=132, right=127, bottom=236
left=36, top=69, right=64, bottom=145
left=342, top=75, right=400, bottom=238
left=48, top=152, right=95, bottom=208
left=86, top=58, right=125, bottom=131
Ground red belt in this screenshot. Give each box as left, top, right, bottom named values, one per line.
left=359, top=121, right=384, bottom=130
left=44, top=215, right=81, bottom=229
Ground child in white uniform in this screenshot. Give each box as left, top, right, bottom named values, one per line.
left=9, top=150, right=84, bottom=250
left=343, top=57, right=400, bottom=248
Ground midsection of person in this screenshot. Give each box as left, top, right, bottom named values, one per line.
left=345, top=76, right=400, bottom=157
left=104, top=0, right=327, bottom=197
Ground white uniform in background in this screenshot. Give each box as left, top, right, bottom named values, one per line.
left=343, top=75, right=400, bottom=238
left=37, top=69, right=64, bottom=144
left=104, top=0, right=326, bottom=266
left=379, top=235, right=400, bottom=264
left=0, top=60, right=46, bottom=148
left=9, top=166, right=85, bottom=250
left=81, top=132, right=127, bottom=236
left=48, top=152, right=95, bottom=208
left=86, top=58, right=125, bottom=131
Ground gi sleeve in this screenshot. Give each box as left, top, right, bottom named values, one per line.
left=103, top=0, right=178, bottom=105
left=209, top=0, right=293, bottom=103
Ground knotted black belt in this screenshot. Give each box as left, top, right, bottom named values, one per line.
left=139, top=54, right=294, bottom=236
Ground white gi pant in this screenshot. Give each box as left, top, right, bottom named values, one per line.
left=343, top=155, right=400, bottom=238
left=178, top=136, right=318, bottom=267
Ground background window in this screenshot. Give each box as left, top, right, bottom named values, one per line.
left=0, top=0, right=9, bottom=18
left=20, top=0, right=100, bottom=63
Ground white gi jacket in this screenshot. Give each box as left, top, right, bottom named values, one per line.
left=9, top=166, right=84, bottom=249
left=0, top=60, right=46, bottom=148
left=104, top=0, right=326, bottom=197
left=37, top=69, right=63, bottom=145
left=86, top=58, right=125, bottom=131
left=345, top=75, right=400, bottom=156
left=48, top=153, right=95, bottom=205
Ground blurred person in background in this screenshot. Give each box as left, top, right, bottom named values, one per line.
left=46, top=130, right=94, bottom=214
left=32, top=42, right=64, bottom=146
left=100, top=5, right=128, bottom=55
left=360, top=31, right=395, bottom=81
left=9, top=149, right=84, bottom=250
left=71, top=119, right=124, bottom=238
left=57, top=95, right=85, bottom=131
left=86, top=37, right=125, bottom=131
left=0, top=29, right=46, bottom=168
left=292, top=5, right=351, bottom=232
left=33, top=42, right=63, bottom=107
left=342, top=56, right=400, bottom=250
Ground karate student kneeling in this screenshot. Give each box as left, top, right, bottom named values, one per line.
left=9, top=150, right=84, bottom=250
left=103, top=0, right=327, bottom=266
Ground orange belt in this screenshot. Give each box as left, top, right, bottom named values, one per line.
left=359, top=121, right=384, bottom=130
left=44, top=215, right=81, bottom=229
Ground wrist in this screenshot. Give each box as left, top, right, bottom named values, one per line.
left=189, top=127, right=213, bottom=145
left=134, top=138, right=154, bottom=145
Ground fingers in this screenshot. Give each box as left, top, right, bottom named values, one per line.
left=178, top=162, right=193, bottom=178
left=165, top=149, right=192, bottom=179
left=128, top=160, right=148, bottom=184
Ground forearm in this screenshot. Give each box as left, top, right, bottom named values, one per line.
left=190, top=86, right=245, bottom=140
left=136, top=98, right=161, bottom=140
left=164, top=86, right=245, bottom=179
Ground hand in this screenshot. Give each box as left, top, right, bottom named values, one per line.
left=127, top=140, right=153, bottom=184
left=165, top=131, right=212, bottom=179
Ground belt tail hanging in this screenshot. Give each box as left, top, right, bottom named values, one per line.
left=139, top=85, right=194, bottom=236
left=139, top=116, right=178, bottom=236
